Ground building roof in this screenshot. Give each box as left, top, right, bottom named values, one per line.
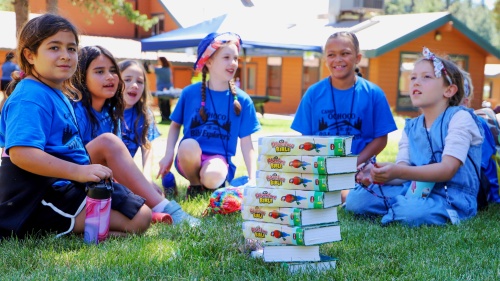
left=159, top=2, right=500, bottom=60
left=349, top=12, right=500, bottom=59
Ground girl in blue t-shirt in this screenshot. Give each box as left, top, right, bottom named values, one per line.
left=157, top=32, right=261, bottom=198
left=71, top=47, right=197, bottom=225
left=71, top=45, right=124, bottom=145
left=0, top=14, right=155, bottom=239
left=118, top=60, right=178, bottom=196
left=346, top=47, right=483, bottom=226
left=291, top=31, right=397, bottom=202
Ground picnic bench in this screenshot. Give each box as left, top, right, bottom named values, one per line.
left=153, top=90, right=270, bottom=118
left=249, top=95, right=270, bottom=116
left=152, top=88, right=182, bottom=100
left=152, top=89, right=182, bottom=121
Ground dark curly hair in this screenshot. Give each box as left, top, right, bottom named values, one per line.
left=72, top=45, right=125, bottom=138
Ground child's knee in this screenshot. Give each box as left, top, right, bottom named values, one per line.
left=178, top=139, right=201, bottom=155
left=89, top=133, right=127, bottom=155
left=201, top=173, right=226, bottom=189
left=344, top=187, right=370, bottom=214
left=129, top=205, right=152, bottom=234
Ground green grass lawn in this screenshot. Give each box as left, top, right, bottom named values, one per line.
left=1, top=115, right=499, bottom=280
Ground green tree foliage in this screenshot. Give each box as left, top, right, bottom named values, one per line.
left=12, top=0, right=158, bottom=35
left=385, top=0, right=413, bottom=14
left=494, top=0, right=500, bottom=30
left=68, top=0, right=158, bottom=31
left=412, top=0, right=445, bottom=12
left=449, top=1, right=499, bottom=47
left=0, top=0, right=13, bottom=10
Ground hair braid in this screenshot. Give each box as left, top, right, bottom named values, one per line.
left=199, top=67, right=208, bottom=122
left=229, top=79, right=241, bottom=116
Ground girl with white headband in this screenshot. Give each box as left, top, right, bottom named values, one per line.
left=157, top=32, right=261, bottom=198
left=345, top=47, right=484, bottom=226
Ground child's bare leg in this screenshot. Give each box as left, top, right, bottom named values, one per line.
left=72, top=206, right=151, bottom=236
left=73, top=209, right=86, bottom=234
left=341, top=190, right=350, bottom=203
left=86, top=134, right=200, bottom=226
left=86, top=133, right=163, bottom=208
left=108, top=206, right=151, bottom=234
left=200, top=158, right=227, bottom=189
left=177, top=139, right=202, bottom=185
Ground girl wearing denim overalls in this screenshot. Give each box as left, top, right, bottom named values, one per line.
left=345, top=47, right=483, bottom=227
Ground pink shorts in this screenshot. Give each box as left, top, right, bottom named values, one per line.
left=175, top=154, right=228, bottom=179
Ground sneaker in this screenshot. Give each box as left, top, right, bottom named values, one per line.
left=162, top=172, right=178, bottom=197
left=162, top=200, right=200, bottom=226
left=185, top=185, right=210, bottom=199
left=164, top=186, right=179, bottom=197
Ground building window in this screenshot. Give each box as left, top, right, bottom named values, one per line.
left=267, top=57, right=282, bottom=100
left=152, top=13, right=165, bottom=36
left=396, top=52, right=467, bottom=112
left=302, top=57, right=320, bottom=96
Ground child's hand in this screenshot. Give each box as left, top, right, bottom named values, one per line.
left=356, top=162, right=374, bottom=186
left=157, top=156, right=173, bottom=179
left=77, top=164, right=113, bottom=183
left=371, top=162, right=396, bottom=183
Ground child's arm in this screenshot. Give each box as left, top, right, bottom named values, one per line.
left=371, top=155, right=461, bottom=184
left=357, top=135, right=388, bottom=166
left=141, top=145, right=153, bottom=177
left=9, top=146, right=112, bottom=183
left=157, top=121, right=181, bottom=178
left=240, top=135, right=256, bottom=182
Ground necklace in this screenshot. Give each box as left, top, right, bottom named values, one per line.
left=206, top=83, right=231, bottom=175
left=422, top=106, right=449, bottom=164
left=329, top=76, right=357, bottom=135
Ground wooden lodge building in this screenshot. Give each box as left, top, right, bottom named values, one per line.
left=1, top=0, right=499, bottom=117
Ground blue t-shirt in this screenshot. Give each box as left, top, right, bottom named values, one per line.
left=1, top=61, right=20, bottom=80
left=0, top=79, right=89, bottom=165
left=170, top=82, right=261, bottom=181
left=291, top=77, right=397, bottom=154
left=122, top=107, right=161, bottom=157
left=73, top=102, right=121, bottom=146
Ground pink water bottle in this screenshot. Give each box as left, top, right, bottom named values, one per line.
left=84, top=179, right=113, bottom=244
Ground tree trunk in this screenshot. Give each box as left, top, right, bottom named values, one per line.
left=46, top=0, right=58, bottom=14
left=13, top=0, right=29, bottom=36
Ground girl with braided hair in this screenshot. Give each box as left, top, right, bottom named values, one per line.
left=157, top=32, right=261, bottom=198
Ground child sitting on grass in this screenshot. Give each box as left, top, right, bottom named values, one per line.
left=345, top=47, right=484, bottom=226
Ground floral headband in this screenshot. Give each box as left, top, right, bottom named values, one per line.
left=194, top=32, right=242, bottom=72
left=422, top=47, right=453, bottom=85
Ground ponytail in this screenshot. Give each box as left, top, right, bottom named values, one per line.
left=5, top=71, right=25, bottom=97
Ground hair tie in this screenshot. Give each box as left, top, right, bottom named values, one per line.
left=422, top=47, right=453, bottom=85
left=201, top=101, right=206, bottom=106
left=233, top=95, right=237, bottom=101
left=19, top=71, right=26, bottom=79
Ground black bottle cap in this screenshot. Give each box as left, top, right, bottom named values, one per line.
left=86, top=179, right=114, bottom=199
